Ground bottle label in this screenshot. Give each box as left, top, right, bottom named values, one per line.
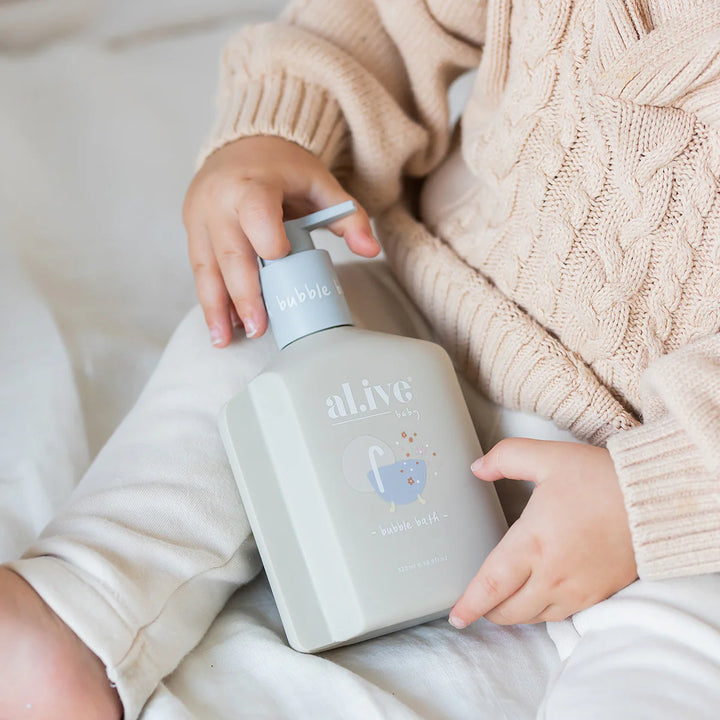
left=319, top=367, right=470, bottom=579
left=325, top=376, right=417, bottom=424
left=341, top=430, right=441, bottom=514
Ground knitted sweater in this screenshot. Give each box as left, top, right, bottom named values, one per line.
left=200, top=0, right=720, bottom=582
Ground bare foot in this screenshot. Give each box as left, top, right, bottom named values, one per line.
left=0, top=566, right=122, bottom=719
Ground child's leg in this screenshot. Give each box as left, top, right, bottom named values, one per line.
left=0, top=261, right=443, bottom=720
left=2, top=301, right=277, bottom=719
left=537, top=573, right=720, bottom=719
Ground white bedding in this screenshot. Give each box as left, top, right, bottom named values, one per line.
left=0, top=3, right=562, bottom=717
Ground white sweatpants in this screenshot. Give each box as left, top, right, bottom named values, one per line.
left=7, top=262, right=720, bottom=719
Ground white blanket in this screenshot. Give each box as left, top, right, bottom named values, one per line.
left=0, top=4, right=562, bottom=717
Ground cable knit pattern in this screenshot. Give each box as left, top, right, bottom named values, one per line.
left=198, top=0, right=720, bottom=581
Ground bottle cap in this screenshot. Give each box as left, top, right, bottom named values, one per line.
left=259, top=200, right=356, bottom=349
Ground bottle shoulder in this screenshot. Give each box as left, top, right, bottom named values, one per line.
left=259, top=326, right=449, bottom=377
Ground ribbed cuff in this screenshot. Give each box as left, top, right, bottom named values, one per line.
left=607, top=415, right=720, bottom=581
left=197, top=73, right=348, bottom=171
left=6, top=556, right=161, bottom=720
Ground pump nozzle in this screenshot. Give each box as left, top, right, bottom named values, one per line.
left=263, top=200, right=357, bottom=263
left=259, top=201, right=357, bottom=348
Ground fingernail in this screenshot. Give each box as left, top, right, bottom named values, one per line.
left=448, top=614, right=468, bottom=629
left=471, top=457, right=484, bottom=473
left=244, top=317, right=258, bottom=338
left=210, top=325, right=224, bottom=347
left=230, top=311, right=241, bottom=328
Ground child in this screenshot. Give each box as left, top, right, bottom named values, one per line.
left=3, top=1, right=720, bottom=718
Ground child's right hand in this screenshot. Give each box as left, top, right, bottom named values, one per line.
left=182, top=135, right=380, bottom=347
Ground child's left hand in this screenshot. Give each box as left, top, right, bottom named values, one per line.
left=449, top=439, right=638, bottom=628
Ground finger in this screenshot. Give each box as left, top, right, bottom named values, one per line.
left=187, top=221, right=233, bottom=348
left=235, top=182, right=290, bottom=261
left=305, top=172, right=380, bottom=257
left=209, top=217, right=267, bottom=339
left=229, top=305, right=242, bottom=329
left=471, top=438, right=571, bottom=484
left=448, top=525, right=532, bottom=629
left=282, top=196, right=316, bottom=220
left=483, top=575, right=549, bottom=625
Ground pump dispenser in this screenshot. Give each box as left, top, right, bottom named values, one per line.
left=219, top=201, right=508, bottom=653
left=257, top=200, right=356, bottom=348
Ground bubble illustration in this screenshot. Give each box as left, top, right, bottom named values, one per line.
left=342, top=431, right=440, bottom=512
left=366, top=453, right=427, bottom=512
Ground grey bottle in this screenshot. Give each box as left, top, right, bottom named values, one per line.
left=219, top=201, right=508, bottom=653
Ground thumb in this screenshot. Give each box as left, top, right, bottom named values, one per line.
left=306, top=170, right=380, bottom=258
left=471, top=438, right=559, bottom=484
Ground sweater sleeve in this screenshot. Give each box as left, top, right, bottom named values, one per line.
left=197, top=0, right=485, bottom=214
left=606, top=334, right=720, bottom=581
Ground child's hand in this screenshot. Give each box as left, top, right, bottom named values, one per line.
left=449, top=440, right=638, bottom=628
left=182, top=136, right=380, bottom=347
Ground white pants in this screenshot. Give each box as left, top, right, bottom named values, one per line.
left=7, top=262, right=720, bottom=719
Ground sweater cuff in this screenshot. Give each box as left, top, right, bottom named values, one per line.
left=197, top=73, right=349, bottom=171
left=607, top=415, right=720, bottom=581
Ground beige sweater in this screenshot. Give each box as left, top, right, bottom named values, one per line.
left=200, top=0, right=720, bottom=582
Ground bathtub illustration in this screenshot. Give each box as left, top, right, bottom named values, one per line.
left=366, top=445, right=427, bottom=512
